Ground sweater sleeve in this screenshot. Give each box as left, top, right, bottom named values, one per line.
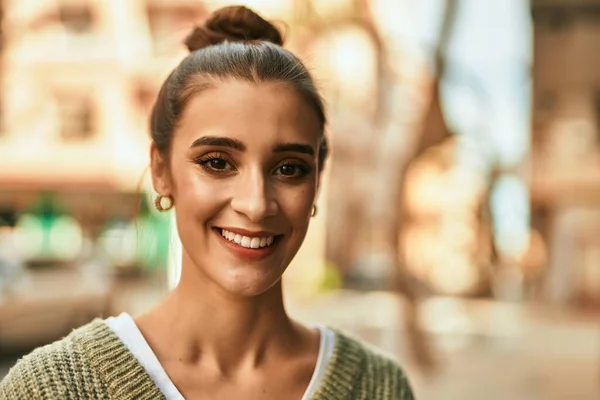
left=0, top=337, right=109, bottom=400
left=394, top=366, right=415, bottom=400
left=0, top=345, right=71, bottom=399
left=0, top=355, right=40, bottom=400
left=358, top=346, right=416, bottom=400
left=377, top=356, right=415, bottom=400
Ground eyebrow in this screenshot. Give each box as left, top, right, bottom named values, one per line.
left=274, top=143, right=315, bottom=157
left=190, top=136, right=245, bottom=151
left=190, top=136, right=315, bottom=157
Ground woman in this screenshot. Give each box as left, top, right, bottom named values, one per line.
left=0, top=6, right=414, bottom=399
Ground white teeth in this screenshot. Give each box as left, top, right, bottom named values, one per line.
left=220, top=229, right=276, bottom=249
left=241, top=236, right=251, bottom=247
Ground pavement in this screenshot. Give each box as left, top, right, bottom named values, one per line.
left=290, top=291, right=600, bottom=400
left=1, top=275, right=599, bottom=399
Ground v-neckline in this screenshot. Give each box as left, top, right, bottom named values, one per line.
left=103, top=313, right=344, bottom=399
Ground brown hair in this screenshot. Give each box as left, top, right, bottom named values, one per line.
left=150, top=6, right=328, bottom=170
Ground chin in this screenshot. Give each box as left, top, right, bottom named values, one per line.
left=220, top=273, right=281, bottom=297
left=219, top=271, right=283, bottom=297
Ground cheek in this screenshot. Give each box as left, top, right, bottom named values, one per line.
left=170, top=160, right=225, bottom=217
left=277, top=186, right=315, bottom=226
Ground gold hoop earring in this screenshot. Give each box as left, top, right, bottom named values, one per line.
left=154, top=195, right=174, bottom=212
left=311, top=204, right=318, bottom=218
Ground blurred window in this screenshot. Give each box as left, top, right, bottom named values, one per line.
left=56, top=95, right=94, bottom=141
left=58, top=5, right=93, bottom=34
left=135, top=83, right=155, bottom=117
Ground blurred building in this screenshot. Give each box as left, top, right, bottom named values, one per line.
left=531, top=0, right=600, bottom=307
left=0, top=0, right=206, bottom=219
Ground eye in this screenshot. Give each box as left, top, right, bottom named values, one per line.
left=197, top=153, right=235, bottom=173
left=207, top=158, right=228, bottom=170
left=274, top=162, right=310, bottom=178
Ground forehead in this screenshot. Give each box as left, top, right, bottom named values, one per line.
left=173, top=80, right=321, bottom=148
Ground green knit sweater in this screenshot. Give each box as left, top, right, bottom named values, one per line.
left=0, top=320, right=414, bottom=399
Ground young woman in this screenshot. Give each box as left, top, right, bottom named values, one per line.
left=1, top=6, right=414, bottom=399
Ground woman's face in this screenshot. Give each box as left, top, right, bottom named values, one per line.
left=152, top=80, right=321, bottom=297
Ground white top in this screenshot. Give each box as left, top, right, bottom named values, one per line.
left=105, top=313, right=335, bottom=400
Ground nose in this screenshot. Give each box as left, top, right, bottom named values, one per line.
left=230, top=168, right=278, bottom=222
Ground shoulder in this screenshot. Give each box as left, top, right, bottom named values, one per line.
left=327, top=328, right=415, bottom=399
left=0, top=319, right=111, bottom=399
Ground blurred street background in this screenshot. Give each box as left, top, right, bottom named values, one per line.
left=1, top=0, right=600, bottom=399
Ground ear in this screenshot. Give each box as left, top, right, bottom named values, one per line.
left=150, top=144, right=172, bottom=195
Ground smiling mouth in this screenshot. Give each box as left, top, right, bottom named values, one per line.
left=217, top=228, right=280, bottom=249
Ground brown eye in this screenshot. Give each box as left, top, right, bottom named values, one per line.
left=279, top=165, right=297, bottom=176
left=208, top=158, right=228, bottom=170
left=274, top=162, right=309, bottom=178
left=197, top=153, right=235, bottom=174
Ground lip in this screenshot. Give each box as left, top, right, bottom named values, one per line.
left=214, top=228, right=281, bottom=261
left=218, top=227, right=278, bottom=238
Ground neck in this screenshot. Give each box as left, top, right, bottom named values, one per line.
left=141, top=257, right=300, bottom=375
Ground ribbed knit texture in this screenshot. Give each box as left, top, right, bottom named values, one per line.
left=1, top=320, right=414, bottom=399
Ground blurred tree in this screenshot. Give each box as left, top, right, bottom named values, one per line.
left=367, top=0, right=461, bottom=372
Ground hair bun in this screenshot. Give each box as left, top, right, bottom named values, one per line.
left=184, top=6, right=283, bottom=52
